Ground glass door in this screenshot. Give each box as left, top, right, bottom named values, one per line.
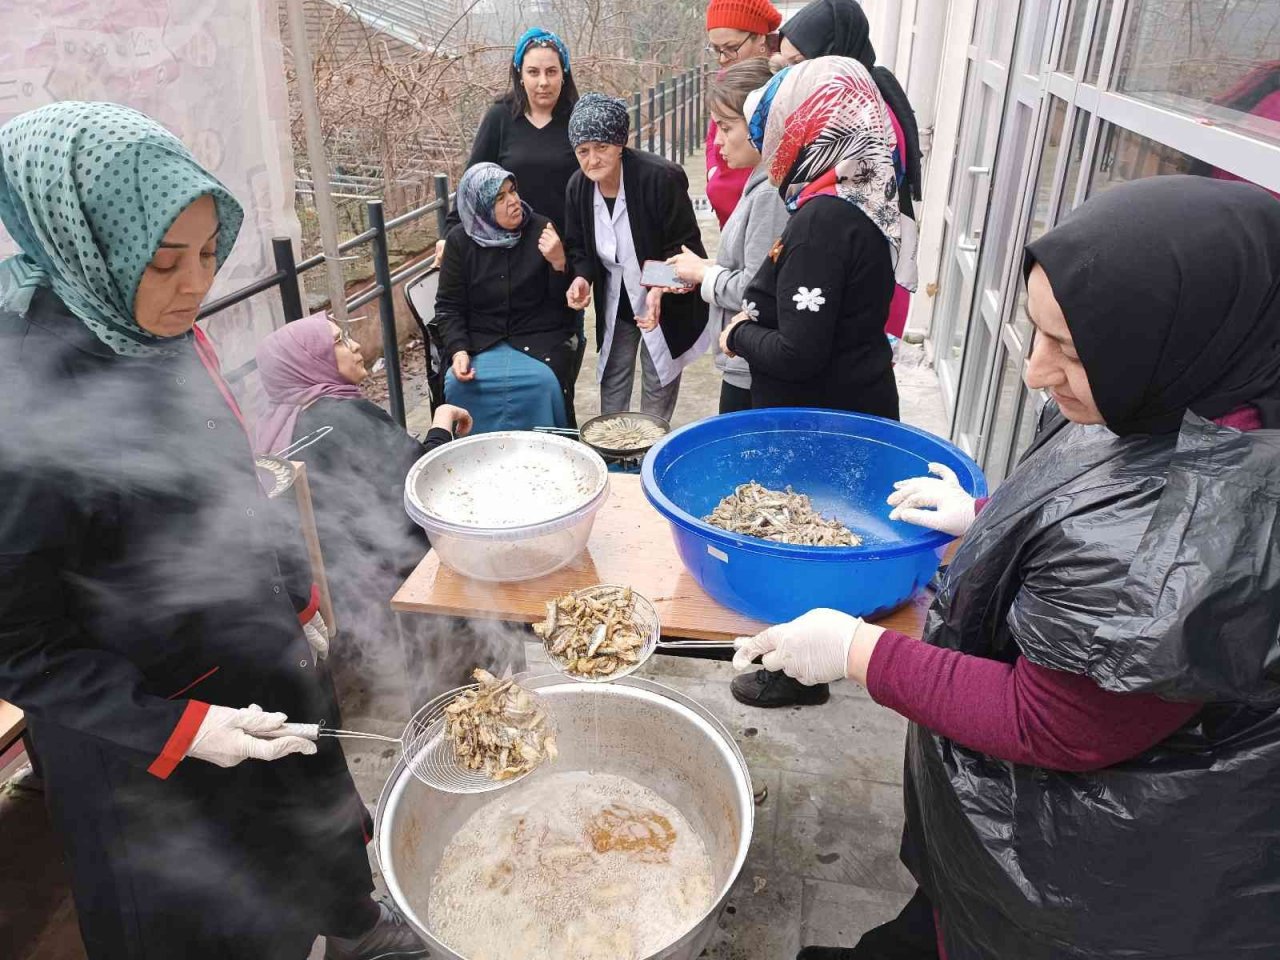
left=931, top=0, right=1022, bottom=453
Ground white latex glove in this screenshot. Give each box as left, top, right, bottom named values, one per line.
left=732, top=609, right=864, bottom=686
left=302, top=611, right=330, bottom=661
left=186, top=704, right=318, bottom=768
left=886, top=463, right=976, bottom=537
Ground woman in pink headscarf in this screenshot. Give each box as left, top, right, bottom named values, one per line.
left=254, top=314, right=471, bottom=657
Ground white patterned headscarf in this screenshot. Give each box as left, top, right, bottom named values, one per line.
left=0, top=101, right=243, bottom=356
left=748, top=57, right=917, bottom=291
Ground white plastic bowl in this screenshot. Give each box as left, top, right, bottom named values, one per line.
left=403, top=431, right=610, bottom=582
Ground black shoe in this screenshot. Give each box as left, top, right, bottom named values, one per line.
left=797, top=949, right=856, bottom=959
left=731, top=670, right=829, bottom=708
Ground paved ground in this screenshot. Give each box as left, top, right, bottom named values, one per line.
left=2, top=148, right=945, bottom=958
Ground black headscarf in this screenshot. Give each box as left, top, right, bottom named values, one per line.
left=780, top=0, right=922, bottom=205
left=1025, top=175, right=1280, bottom=435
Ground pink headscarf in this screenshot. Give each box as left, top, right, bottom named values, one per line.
left=252, top=312, right=363, bottom=455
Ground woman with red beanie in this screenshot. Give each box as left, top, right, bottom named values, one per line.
left=704, top=0, right=782, bottom=226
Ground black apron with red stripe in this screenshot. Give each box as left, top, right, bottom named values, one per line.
left=0, top=290, right=373, bottom=959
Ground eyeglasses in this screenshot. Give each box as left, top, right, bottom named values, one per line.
left=333, top=327, right=357, bottom=350
left=705, top=35, right=753, bottom=62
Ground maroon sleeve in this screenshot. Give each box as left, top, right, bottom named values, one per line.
left=974, top=496, right=989, bottom=514
left=865, top=630, right=1201, bottom=772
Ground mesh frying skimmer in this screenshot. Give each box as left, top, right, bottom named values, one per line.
left=539, top=584, right=737, bottom=683
left=538, top=584, right=662, bottom=684
left=267, top=674, right=557, bottom=795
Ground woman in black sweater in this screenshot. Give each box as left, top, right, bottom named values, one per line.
left=436, top=28, right=579, bottom=255
left=723, top=56, right=918, bottom=710
left=563, top=94, right=710, bottom=419
left=722, top=56, right=916, bottom=422
left=435, top=162, right=577, bottom=431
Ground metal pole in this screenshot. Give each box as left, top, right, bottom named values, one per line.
left=690, top=69, right=698, bottom=152
left=284, top=0, right=348, bottom=324
left=633, top=92, right=642, bottom=150
left=367, top=200, right=406, bottom=426
left=272, top=237, right=305, bottom=322
left=673, top=76, right=681, bottom=164
left=433, top=173, right=450, bottom=243
left=647, top=86, right=656, bottom=153
left=680, top=70, right=691, bottom=158
left=678, top=73, right=687, bottom=164
left=658, top=80, right=667, bottom=159
left=701, top=66, right=711, bottom=138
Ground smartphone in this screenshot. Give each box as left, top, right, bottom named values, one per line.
left=640, top=260, right=683, bottom=289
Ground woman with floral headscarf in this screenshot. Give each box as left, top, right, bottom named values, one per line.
left=723, top=56, right=918, bottom=709
left=0, top=102, right=424, bottom=960
left=434, top=161, right=577, bottom=433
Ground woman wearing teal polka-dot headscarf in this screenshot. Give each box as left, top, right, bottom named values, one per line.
left=0, top=102, right=422, bottom=960
left=0, top=100, right=243, bottom=354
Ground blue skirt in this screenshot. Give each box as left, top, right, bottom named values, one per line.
left=444, top=342, right=568, bottom=434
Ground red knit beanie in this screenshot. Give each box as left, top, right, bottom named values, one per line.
left=705, top=0, right=783, bottom=35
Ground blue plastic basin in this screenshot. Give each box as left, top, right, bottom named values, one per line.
left=641, top=408, right=986, bottom=624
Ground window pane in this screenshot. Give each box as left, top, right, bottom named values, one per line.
left=1016, top=0, right=1058, bottom=78
left=1011, top=388, right=1047, bottom=469
left=1116, top=0, right=1280, bottom=145
left=956, top=315, right=995, bottom=445
left=1084, top=0, right=1116, bottom=84
left=1057, top=110, right=1091, bottom=216
left=988, top=103, right=1034, bottom=276
left=1057, top=0, right=1090, bottom=72
left=1087, top=122, right=1197, bottom=198
left=1029, top=98, right=1068, bottom=242
left=989, top=0, right=1020, bottom=56
left=982, top=347, right=1024, bottom=487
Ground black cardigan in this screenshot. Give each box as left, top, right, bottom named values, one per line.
left=729, top=195, right=898, bottom=418
left=564, top=147, right=708, bottom=356
left=435, top=212, right=577, bottom=366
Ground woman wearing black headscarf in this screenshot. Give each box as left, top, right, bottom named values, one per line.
left=733, top=176, right=1280, bottom=960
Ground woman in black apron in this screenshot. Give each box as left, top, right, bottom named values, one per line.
left=0, top=102, right=423, bottom=960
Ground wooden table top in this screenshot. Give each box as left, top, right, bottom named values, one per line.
left=392, top=474, right=932, bottom=642
left=0, top=700, right=25, bottom=750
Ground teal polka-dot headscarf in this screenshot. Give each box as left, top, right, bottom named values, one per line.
left=0, top=101, right=244, bottom=356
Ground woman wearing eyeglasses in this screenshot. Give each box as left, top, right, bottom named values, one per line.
left=254, top=316, right=472, bottom=631
left=703, top=0, right=782, bottom=227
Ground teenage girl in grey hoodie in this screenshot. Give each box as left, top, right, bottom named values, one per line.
left=666, top=60, right=791, bottom=414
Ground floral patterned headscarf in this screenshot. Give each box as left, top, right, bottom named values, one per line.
left=748, top=57, right=917, bottom=291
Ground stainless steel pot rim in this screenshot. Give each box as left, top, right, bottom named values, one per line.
left=404, top=431, right=610, bottom=535
left=373, top=673, right=755, bottom=958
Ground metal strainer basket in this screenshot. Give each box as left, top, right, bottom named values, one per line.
left=541, top=584, right=663, bottom=684
left=269, top=672, right=558, bottom=795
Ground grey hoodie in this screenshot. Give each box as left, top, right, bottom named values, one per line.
left=701, top=165, right=792, bottom=390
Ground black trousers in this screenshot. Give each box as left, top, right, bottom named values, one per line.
left=719, top=380, right=752, bottom=415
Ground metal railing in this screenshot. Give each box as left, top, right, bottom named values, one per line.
left=199, top=63, right=710, bottom=427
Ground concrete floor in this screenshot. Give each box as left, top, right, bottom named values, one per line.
left=3, top=148, right=945, bottom=959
